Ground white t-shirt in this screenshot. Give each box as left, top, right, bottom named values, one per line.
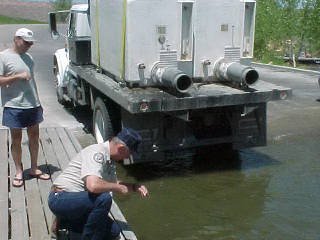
left=0, top=48, right=41, bottom=108
left=53, top=141, right=118, bottom=192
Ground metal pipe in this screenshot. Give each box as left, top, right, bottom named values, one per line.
left=155, top=68, right=193, bottom=93
left=215, top=61, right=259, bottom=87
left=226, top=62, right=259, bottom=85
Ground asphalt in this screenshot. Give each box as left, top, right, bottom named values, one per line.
left=252, top=62, right=320, bottom=76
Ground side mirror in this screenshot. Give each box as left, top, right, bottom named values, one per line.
left=49, top=12, right=60, bottom=40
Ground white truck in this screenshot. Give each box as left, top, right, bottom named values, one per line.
left=49, top=0, right=291, bottom=164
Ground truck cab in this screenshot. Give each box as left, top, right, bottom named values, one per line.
left=51, top=4, right=91, bottom=104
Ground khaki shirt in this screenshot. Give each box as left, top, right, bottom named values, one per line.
left=53, top=141, right=117, bottom=192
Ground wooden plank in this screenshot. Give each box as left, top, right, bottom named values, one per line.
left=8, top=130, right=30, bottom=240
left=55, top=127, right=78, bottom=161
left=46, top=128, right=71, bottom=171
left=6, top=127, right=138, bottom=240
left=37, top=128, right=55, bottom=236
left=65, top=128, right=82, bottom=153
left=39, top=128, right=62, bottom=180
left=110, top=200, right=137, bottom=240
left=21, top=131, right=50, bottom=240
left=0, top=129, right=9, bottom=240
left=37, top=128, right=77, bottom=239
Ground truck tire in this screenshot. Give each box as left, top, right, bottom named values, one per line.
left=93, top=97, right=115, bottom=143
left=54, top=64, right=68, bottom=106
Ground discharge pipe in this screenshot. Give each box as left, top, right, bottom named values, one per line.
left=153, top=67, right=193, bottom=93
left=214, top=60, right=259, bottom=88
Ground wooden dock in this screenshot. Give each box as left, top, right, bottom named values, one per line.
left=0, top=127, right=137, bottom=240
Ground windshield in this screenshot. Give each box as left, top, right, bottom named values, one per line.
left=69, top=12, right=91, bottom=37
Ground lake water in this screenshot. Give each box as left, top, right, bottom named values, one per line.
left=114, top=107, right=320, bottom=240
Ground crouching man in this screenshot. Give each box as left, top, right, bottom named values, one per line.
left=48, top=128, right=149, bottom=240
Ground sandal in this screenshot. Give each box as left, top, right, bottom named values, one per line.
left=12, top=176, right=24, bottom=187
left=29, top=171, right=51, bottom=180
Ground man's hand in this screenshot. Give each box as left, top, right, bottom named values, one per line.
left=0, top=72, right=31, bottom=87
left=86, top=175, right=130, bottom=194
left=116, top=181, right=149, bottom=197
left=134, top=184, right=149, bottom=197
left=115, top=184, right=129, bottom=195
left=16, top=72, right=31, bottom=81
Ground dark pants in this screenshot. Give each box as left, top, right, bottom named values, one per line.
left=48, top=190, right=120, bottom=240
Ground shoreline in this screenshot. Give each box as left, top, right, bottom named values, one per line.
left=0, top=1, right=53, bottom=23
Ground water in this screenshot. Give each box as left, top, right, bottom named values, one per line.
left=113, top=106, right=320, bottom=240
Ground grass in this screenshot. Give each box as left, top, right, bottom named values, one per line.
left=254, top=55, right=288, bottom=66
left=0, top=15, right=44, bottom=25
left=254, top=56, right=320, bottom=71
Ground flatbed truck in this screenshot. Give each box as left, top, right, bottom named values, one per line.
left=49, top=0, right=291, bottom=164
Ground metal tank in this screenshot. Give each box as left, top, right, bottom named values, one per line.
left=89, top=0, right=258, bottom=92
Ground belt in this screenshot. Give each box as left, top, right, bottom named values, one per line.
left=51, top=186, right=64, bottom=192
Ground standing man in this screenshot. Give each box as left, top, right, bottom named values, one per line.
left=48, top=127, right=149, bottom=240
left=0, top=28, right=49, bottom=187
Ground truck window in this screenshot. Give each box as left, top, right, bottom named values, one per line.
left=243, top=2, right=255, bottom=57
left=69, top=12, right=91, bottom=38
left=181, top=2, right=193, bottom=60
left=69, top=12, right=76, bottom=37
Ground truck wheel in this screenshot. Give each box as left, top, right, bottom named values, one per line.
left=93, top=97, right=115, bottom=143
left=56, top=87, right=66, bottom=105
left=54, top=64, right=68, bottom=106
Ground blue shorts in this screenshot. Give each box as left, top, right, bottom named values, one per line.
left=2, top=106, right=43, bottom=129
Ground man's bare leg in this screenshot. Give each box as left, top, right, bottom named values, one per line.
left=27, top=125, right=50, bottom=179
left=10, top=128, right=23, bottom=186
left=27, top=124, right=40, bottom=173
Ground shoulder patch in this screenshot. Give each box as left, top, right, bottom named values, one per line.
left=93, top=152, right=105, bottom=164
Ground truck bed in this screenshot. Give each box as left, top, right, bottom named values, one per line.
left=72, top=64, right=292, bottom=114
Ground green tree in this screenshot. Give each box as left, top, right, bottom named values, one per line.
left=255, top=0, right=320, bottom=62
left=309, top=0, right=320, bottom=55
left=254, top=0, right=282, bottom=59
left=52, top=0, right=72, bottom=11
left=51, top=0, right=72, bottom=22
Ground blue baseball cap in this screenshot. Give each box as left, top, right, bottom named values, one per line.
left=117, top=127, right=142, bottom=159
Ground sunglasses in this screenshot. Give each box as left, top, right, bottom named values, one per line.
left=23, top=39, right=33, bottom=45
left=17, top=37, right=33, bottom=45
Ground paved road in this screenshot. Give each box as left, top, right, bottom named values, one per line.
left=257, top=65, right=320, bottom=110
left=254, top=66, right=320, bottom=141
